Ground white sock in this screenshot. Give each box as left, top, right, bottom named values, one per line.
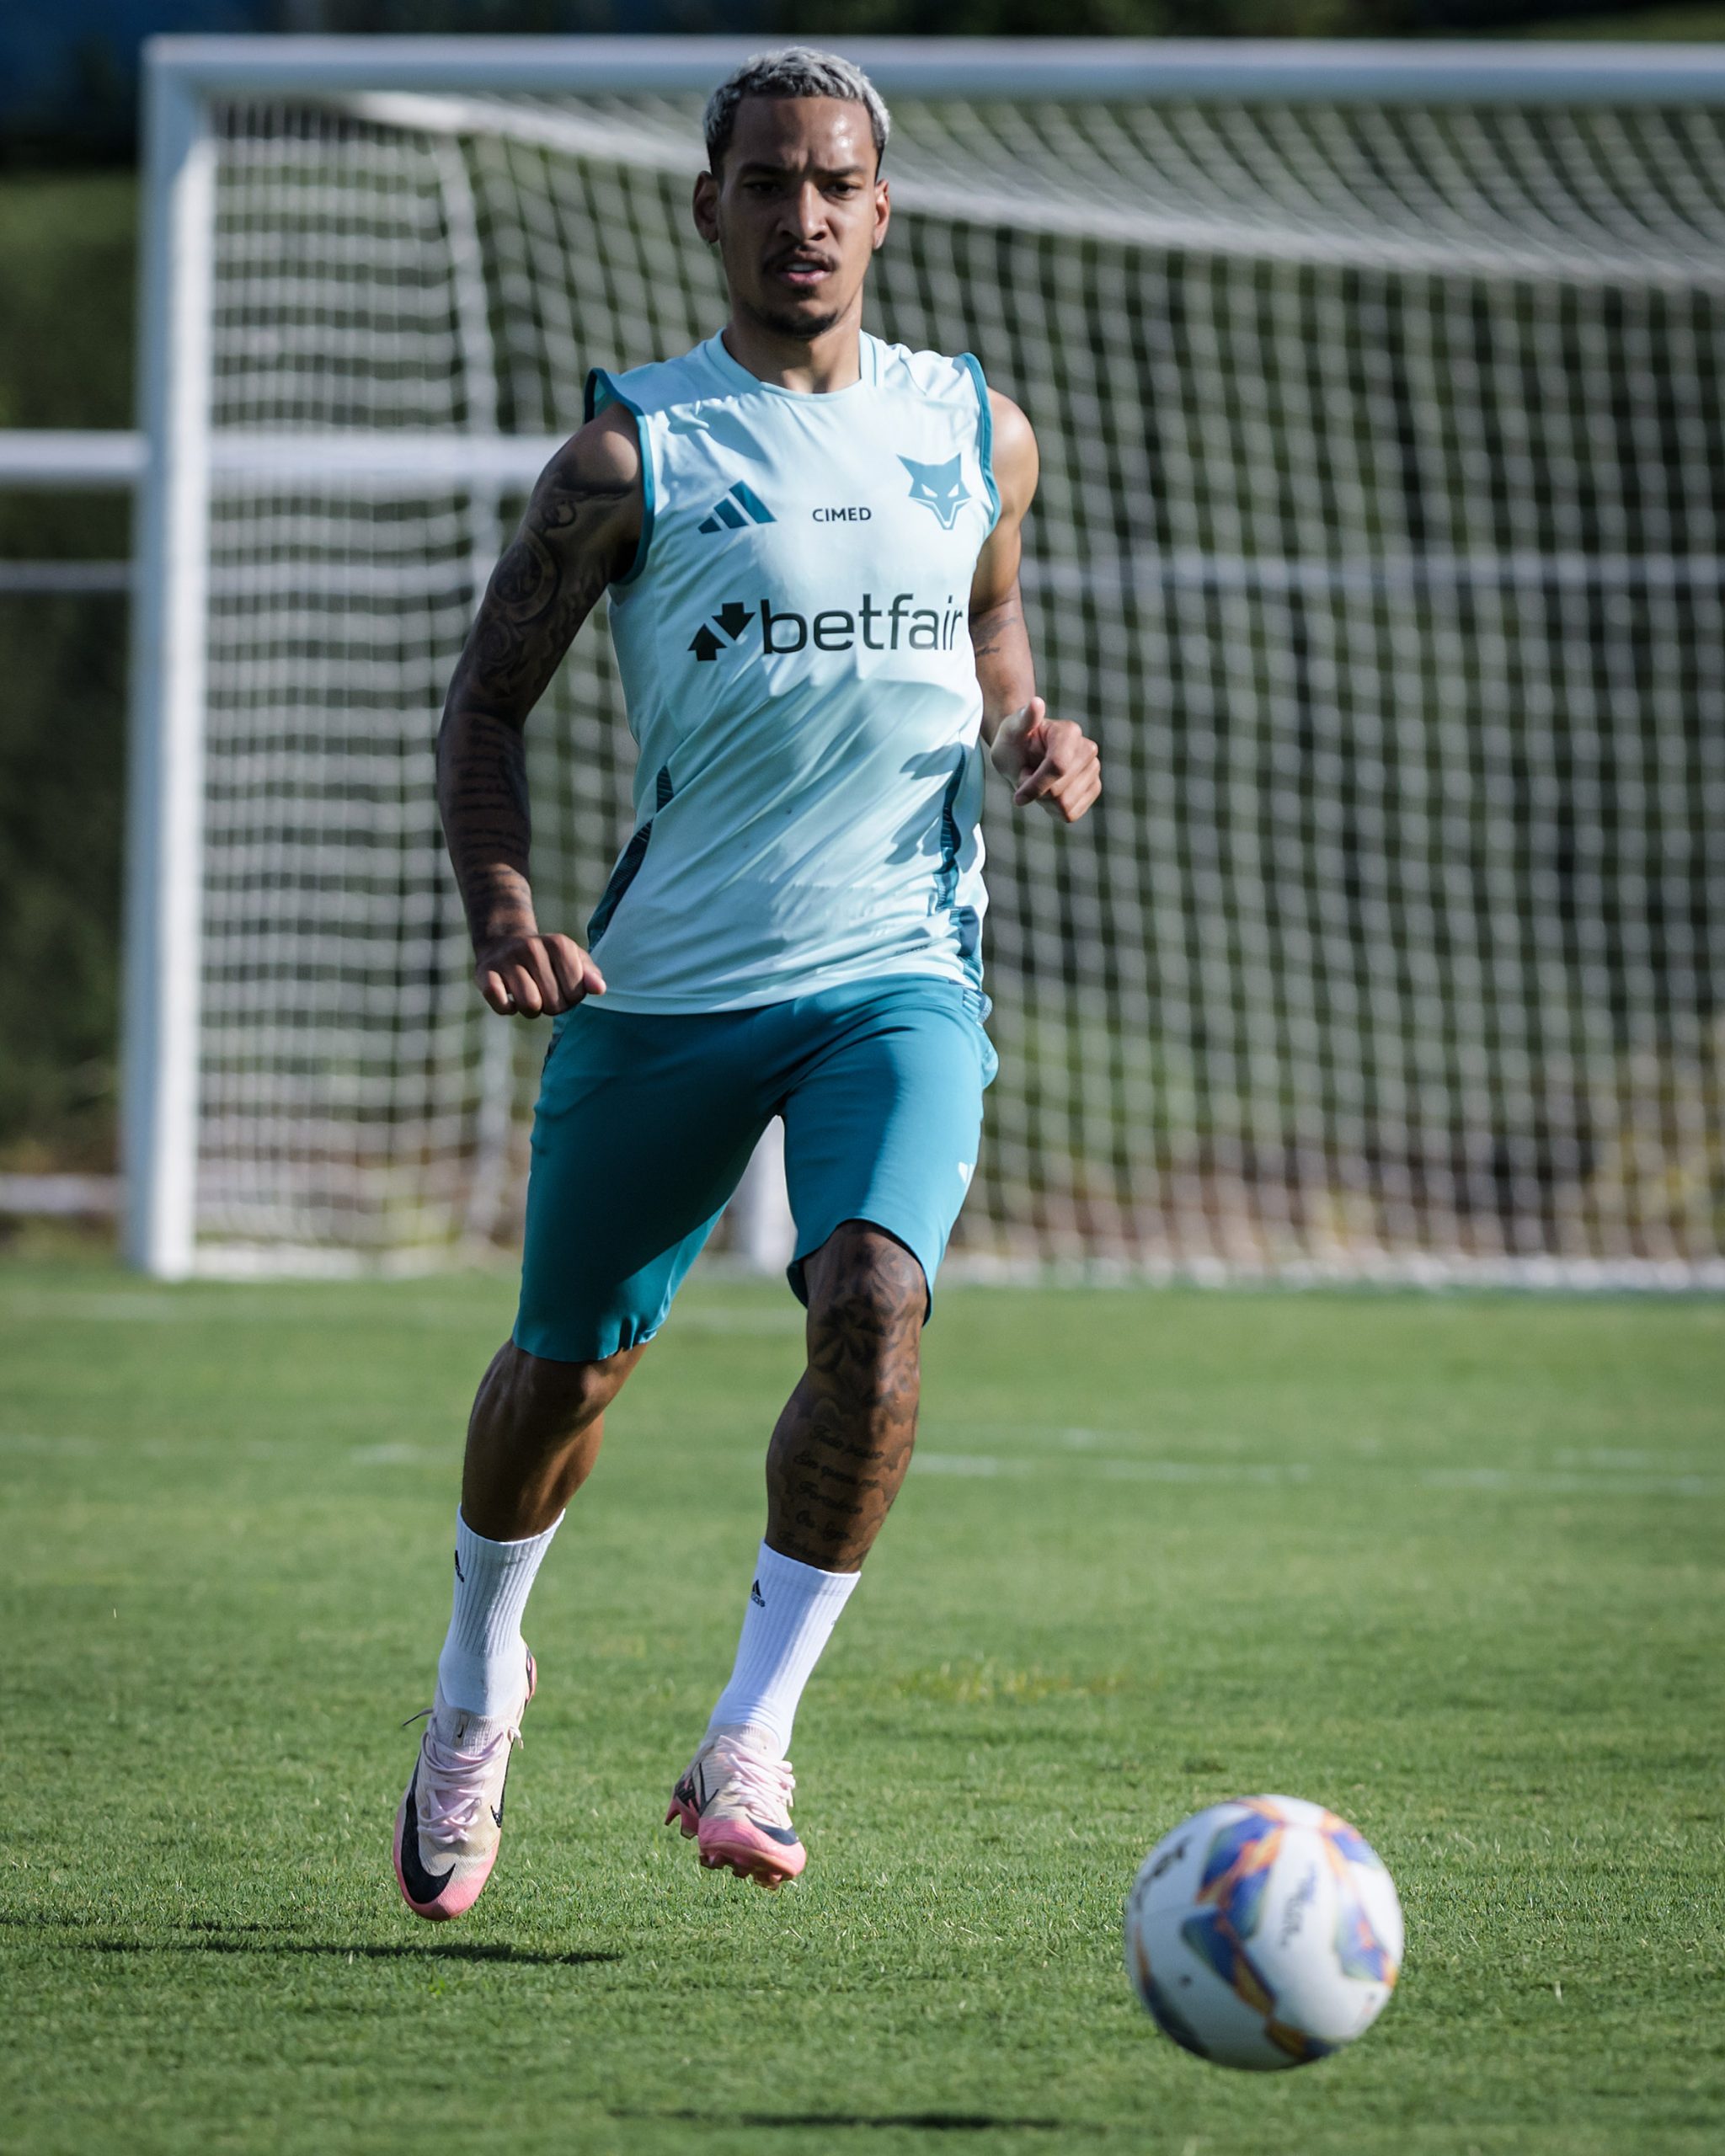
left=705, top=1541, right=861, bottom=1758
left=435, top=1509, right=561, bottom=1718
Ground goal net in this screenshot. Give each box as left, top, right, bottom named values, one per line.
left=128, top=41, right=1725, bottom=1284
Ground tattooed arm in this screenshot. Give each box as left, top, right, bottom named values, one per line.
left=968, top=392, right=1101, bottom=825
left=437, top=406, right=642, bottom=1017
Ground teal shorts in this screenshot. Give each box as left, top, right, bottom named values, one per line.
left=513, top=976, right=998, bottom=1364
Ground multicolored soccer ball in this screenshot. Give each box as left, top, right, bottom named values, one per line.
left=1124, top=1795, right=1403, bottom=2070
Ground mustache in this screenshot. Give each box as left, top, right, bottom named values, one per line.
left=766, top=248, right=838, bottom=274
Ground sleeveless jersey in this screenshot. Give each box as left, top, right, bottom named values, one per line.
left=580, top=328, right=998, bottom=1012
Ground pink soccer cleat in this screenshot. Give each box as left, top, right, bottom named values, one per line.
left=393, top=1650, right=537, bottom=1921
left=666, top=1726, right=806, bottom=1889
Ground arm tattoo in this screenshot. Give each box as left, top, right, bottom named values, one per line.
left=969, top=579, right=1037, bottom=737
left=437, top=458, right=633, bottom=952
left=969, top=591, right=1023, bottom=660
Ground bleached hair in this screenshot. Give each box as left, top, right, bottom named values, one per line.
left=703, top=48, right=891, bottom=175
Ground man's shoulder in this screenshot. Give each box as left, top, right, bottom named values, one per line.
left=591, top=334, right=990, bottom=416
left=868, top=334, right=984, bottom=401
left=587, top=339, right=722, bottom=422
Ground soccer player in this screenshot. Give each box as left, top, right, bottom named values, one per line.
left=394, top=48, right=1101, bottom=1919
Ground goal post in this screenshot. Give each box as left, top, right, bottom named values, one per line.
left=125, top=35, right=1725, bottom=1285
left=126, top=56, right=212, bottom=1280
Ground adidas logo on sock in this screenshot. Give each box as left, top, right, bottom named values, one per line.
left=750, top=1579, right=766, bottom=1609
left=699, top=482, right=776, bottom=534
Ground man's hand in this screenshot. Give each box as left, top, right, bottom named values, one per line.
left=967, top=397, right=1099, bottom=829
left=990, top=696, right=1102, bottom=824
left=474, top=931, right=606, bottom=1019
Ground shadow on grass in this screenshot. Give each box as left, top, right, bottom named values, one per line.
left=614, top=2113, right=1092, bottom=2136
left=5, top=1921, right=617, bottom=1968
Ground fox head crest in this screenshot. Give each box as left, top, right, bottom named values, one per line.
left=900, top=454, right=971, bottom=531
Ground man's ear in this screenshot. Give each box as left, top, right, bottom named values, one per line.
left=692, top=169, right=720, bottom=246
left=872, top=179, right=890, bottom=253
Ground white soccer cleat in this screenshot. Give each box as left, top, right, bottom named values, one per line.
left=393, top=1650, right=536, bottom=1921
left=665, top=1726, right=806, bottom=1888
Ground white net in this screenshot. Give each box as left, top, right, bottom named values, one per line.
left=184, top=76, right=1725, bottom=1283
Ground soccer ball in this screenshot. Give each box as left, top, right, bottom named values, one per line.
left=1124, top=1795, right=1403, bottom=2071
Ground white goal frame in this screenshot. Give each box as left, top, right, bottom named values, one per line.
left=125, top=35, right=1725, bottom=1280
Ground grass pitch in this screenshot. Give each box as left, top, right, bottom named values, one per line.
left=2, top=1256, right=1722, bottom=2155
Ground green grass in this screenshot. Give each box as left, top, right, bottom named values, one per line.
left=2, top=1257, right=1722, bottom=2154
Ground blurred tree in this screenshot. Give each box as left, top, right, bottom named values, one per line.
left=7, top=3, right=1697, bottom=165
left=0, top=173, right=135, bottom=1171
left=768, top=2, right=1699, bottom=29
left=770, top=2, right=1413, bottom=31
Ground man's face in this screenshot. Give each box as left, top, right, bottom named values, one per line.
left=694, top=97, right=889, bottom=342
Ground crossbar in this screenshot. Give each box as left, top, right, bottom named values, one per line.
left=147, top=34, right=1725, bottom=106
left=0, top=431, right=147, bottom=488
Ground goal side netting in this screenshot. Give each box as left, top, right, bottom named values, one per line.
left=131, top=48, right=1725, bottom=1283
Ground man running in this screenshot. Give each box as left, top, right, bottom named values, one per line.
left=394, top=47, right=1101, bottom=1919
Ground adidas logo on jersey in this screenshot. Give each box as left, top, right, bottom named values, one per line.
left=698, top=482, right=776, bottom=533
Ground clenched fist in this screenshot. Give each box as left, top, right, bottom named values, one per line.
left=474, top=931, right=606, bottom=1018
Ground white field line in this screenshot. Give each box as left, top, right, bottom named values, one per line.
left=0, top=1427, right=1716, bottom=1497
left=0, top=1292, right=195, bottom=1322
left=912, top=1441, right=1722, bottom=1498
left=0, top=1430, right=451, bottom=1466
left=0, top=1290, right=794, bottom=1331
left=0, top=1290, right=510, bottom=1326
left=0, top=1430, right=305, bottom=1461
left=669, top=1307, right=808, bottom=1334
left=1418, top=1465, right=1723, bottom=1497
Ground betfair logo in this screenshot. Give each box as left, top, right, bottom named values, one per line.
left=687, top=593, right=967, bottom=662
left=688, top=600, right=754, bottom=661
left=698, top=482, right=776, bottom=534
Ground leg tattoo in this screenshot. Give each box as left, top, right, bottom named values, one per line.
left=766, top=1224, right=926, bottom=1571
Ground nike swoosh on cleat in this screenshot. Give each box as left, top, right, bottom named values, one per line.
left=397, top=1761, right=458, bottom=1905
left=747, top=1818, right=802, bottom=1847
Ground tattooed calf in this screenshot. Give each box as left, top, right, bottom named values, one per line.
left=765, top=1224, right=927, bottom=1571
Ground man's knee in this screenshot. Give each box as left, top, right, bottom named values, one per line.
left=479, top=1337, right=638, bottom=1442
left=804, top=1225, right=926, bottom=1385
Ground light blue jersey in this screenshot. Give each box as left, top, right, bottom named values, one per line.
left=581, top=329, right=999, bottom=1012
